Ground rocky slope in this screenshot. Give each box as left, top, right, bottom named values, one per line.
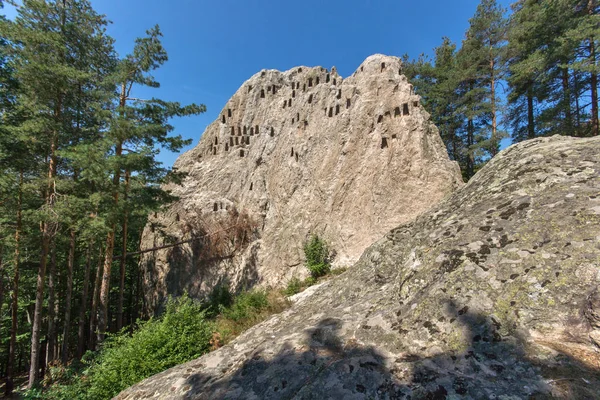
left=140, top=54, right=462, bottom=313
left=119, top=135, right=600, bottom=399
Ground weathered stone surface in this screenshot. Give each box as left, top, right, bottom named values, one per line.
left=140, top=54, right=462, bottom=313
left=118, top=136, right=600, bottom=399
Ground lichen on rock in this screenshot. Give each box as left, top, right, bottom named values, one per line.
left=118, top=135, right=600, bottom=399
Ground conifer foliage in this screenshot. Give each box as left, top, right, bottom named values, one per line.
left=404, top=0, right=599, bottom=180
left=0, top=0, right=204, bottom=393
left=0, top=0, right=598, bottom=397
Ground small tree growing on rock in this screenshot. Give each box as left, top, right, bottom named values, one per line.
left=303, top=234, right=330, bottom=279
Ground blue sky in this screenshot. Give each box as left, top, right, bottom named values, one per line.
left=5, top=0, right=514, bottom=167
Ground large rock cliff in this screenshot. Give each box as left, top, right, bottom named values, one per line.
left=140, top=54, right=462, bottom=312
left=119, top=135, right=600, bottom=399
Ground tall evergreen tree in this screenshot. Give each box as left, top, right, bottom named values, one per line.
left=506, top=0, right=545, bottom=141
left=96, top=26, right=205, bottom=343
left=457, top=0, right=508, bottom=164
left=561, top=0, right=600, bottom=135
left=0, top=0, right=116, bottom=387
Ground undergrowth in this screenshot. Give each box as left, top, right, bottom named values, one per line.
left=26, top=288, right=289, bottom=400
left=26, top=235, right=343, bottom=399
left=284, top=234, right=345, bottom=296
left=283, top=267, right=346, bottom=296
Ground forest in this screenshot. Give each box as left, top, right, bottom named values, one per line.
left=404, top=0, right=599, bottom=179
left=0, top=0, right=598, bottom=398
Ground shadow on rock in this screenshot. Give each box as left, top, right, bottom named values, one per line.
left=403, top=301, right=600, bottom=399
left=179, top=303, right=600, bottom=399
left=183, top=318, right=399, bottom=399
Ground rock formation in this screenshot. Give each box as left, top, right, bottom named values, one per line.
left=119, top=135, right=600, bottom=399
left=140, top=54, right=463, bottom=313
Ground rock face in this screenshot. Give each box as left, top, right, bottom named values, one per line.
left=119, top=135, right=600, bottom=399
left=140, top=54, right=462, bottom=312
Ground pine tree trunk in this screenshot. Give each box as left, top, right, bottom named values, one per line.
left=77, top=242, right=93, bottom=359
left=89, top=245, right=103, bottom=351
left=6, top=169, right=23, bottom=396
left=562, top=68, right=573, bottom=134
left=117, top=170, right=130, bottom=331
left=29, top=215, right=52, bottom=387
left=588, top=0, right=599, bottom=136
left=527, top=85, right=535, bottom=139
left=61, top=229, right=76, bottom=363
left=590, top=41, right=598, bottom=135
left=28, top=155, right=58, bottom=388
left=0, top=246, right=4, bottom=343
left=490, top=51, right=498, bottom=156
left=467, top=117, right=475, bottom=178
left=127, top=262, right=135, bottom=330
left=98, top=82, right=127, bottom=343
left=46, top=246, right=58, bottom=366
left=29, top=95, right=62, bottom=387
left=574, top=71, right=582, bottom=131
left=98, top=229, right=116, bottom=343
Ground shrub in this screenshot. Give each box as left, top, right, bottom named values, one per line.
left=205, top=284, right=234, bottom=317
left=284, top=277, right=303, bottom=296
left=85, top=295, right=213, bottom=399
left=221, top=290, right=269, bottom=322
left=215, top=289, right=289, bottom=344
left=36, top=289, right=291, bottom=399
left=303, top=234, right=331, bottom=278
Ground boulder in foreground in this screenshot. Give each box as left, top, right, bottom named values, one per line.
left=119, top=135, right=600, bottom=399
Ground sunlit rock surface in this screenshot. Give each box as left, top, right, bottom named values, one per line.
left=120, top=136, right=600, bottom=399
left=140, top=54, right=462, bottom=313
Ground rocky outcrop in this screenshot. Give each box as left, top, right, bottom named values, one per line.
left=140, top=54, right=462, bottom=313
left=119, top=135, right=600, bottom=399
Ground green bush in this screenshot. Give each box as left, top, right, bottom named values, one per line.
left=221, top=290, right=269, bottom=322
left=284, top=277, right=303, bottom=296
left=214, top=288, right=289, bottom=345
left=36, top=289, right=291, bottom=399
left=205, top=284, right=234, bottom=317
left=303, top=234, right=331, bottom=278
left=86, top=295, right=213, bottom=399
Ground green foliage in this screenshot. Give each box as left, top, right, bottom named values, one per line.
left=84, top=295, right=213, bottom=399
left=213, top=288, right=289, bottom=346
left=0, top=0, right=205, bottom=392
left=204, top=284, right=234, bottom=317
left=404, top=0, right=509, bottom=180
left=284, top=277, right=303, bottom=296
left=32, top=289, right=289, bottom=399
left=284, top=267, right=348, bottom=297
left=303, top=234, right=331, bottom=279
left=220, top=290, right=269, bottom=322
left=30, top=295, right=215, bottom=400
left=506, top=0, right=600, bottom=139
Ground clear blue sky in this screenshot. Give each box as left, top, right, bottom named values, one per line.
left=5, top=0, right=514, bottom=167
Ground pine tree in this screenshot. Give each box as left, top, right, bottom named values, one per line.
left=403, top=40, right=467, bottom=173
left=1, top=0, right=116, bottom=387
left=459, top=0, right=509, bottom=161
left=506, top=0, right=544, bottom=141
left=96, top=25, right=205, bottom=343
left=560, top=0, right=600, bottom=135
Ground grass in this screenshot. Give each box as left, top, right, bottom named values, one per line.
left=212, top=289, right=290, bottom=347
left=283, top=267, right=347, bottom=296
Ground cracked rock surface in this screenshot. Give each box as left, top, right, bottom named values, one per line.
left=119, top=136, right=600, bottom=399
